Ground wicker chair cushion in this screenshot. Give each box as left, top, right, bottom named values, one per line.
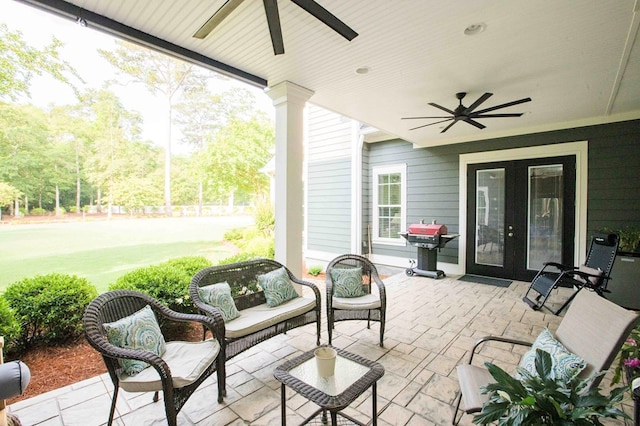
left=118, top=339, right=220, bottom=392
left=516, top=328, right=586, bottom=381
left=257, top=267, right=299, bottom=307
left=330, top=267, right=366, bottom=298
left=224, top=296, right=316, bottom=339
left=332, top=293, right=381, bottom=310
left=103, top=305, right=166, bottom=376
left=198, top=282, right=241, bottom=322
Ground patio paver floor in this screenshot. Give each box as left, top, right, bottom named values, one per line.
left=7, top=273, right=636, bottom=425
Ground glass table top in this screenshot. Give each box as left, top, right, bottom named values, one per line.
left=288, top=354, right=371, bottom=396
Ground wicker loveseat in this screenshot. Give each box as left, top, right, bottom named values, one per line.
left=189, top=258, right=321, bottom=395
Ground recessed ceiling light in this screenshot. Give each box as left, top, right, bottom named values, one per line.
left=464, top=23, right=486, bottom=36
left=355, top=66, right=370, bottom=75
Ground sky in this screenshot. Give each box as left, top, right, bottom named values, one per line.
left=1, top=0, right=274, bottom=153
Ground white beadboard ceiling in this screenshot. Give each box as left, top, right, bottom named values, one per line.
left=18, top=0, right=640, bottom=147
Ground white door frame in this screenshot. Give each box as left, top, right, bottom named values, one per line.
left=458, top=141, right=589, bottom=276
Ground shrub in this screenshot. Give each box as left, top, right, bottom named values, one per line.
left=4, top=274, right=98, bottom=346
left=223, top=227, right=245, bottom=241
left=29, top=207, right=47, bottom=216
left=110, top=263, right=196, bottom=315
left=217, top=252, right=260, bottom=265
left=307, top=265, right=323, bottom=276
left=253, top=202, right=275, bottom=235
left=161, top=256, right=212, bottom=277
left=0, top=296, right=21, bottom=355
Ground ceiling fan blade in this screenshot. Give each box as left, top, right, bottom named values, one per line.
left=473, top=97, right=532, bottom=115
left=402, top=116, right=452, bottom=120
left=409, top=118, right=453, bottom=131
left=263, top=0, right=285, bottom=55
left=470, top=113, right=524, bottom=118
left=463, top=92, right=492, bottom=114
left=463, top=118, right=486, bottom=130
left=193, top=0, right=245, bottom=39
left=440, top=120, right=459, bottom=133
left=428, top=102, right=456, bottom=115
left=291, top=0, right=358, bottom=41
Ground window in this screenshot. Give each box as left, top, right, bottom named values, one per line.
left=373, top=165, right=406, bottom=245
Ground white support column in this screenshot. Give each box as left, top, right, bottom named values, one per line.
left=266, top=81, right=314, bottom=277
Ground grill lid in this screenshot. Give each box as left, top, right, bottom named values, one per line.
left=407, top=220, right=447, bottom=236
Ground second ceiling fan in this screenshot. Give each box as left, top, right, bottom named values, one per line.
left=193, top=0, right=358, bottom=55
left=402, top=92, right=532, bottom=133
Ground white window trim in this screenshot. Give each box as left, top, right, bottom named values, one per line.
left=372, top=164, right=407, bottom=246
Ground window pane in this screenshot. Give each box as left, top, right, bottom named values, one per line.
left=379, top=184, right=389, bottom=204
left=389, top=184, right=401, bottom=204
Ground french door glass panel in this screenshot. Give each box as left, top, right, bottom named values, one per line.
left=527, top=164, right=563, bottom=270
left=475, top=168, right=505, bottom=267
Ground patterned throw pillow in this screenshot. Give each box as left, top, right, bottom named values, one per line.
left=257, top=267, right=299, bottom=307
left=198, top=282, right=241, bottom=322
left=330, top=267, right=365, bottom=298
left=516, top=328, right=586, bottom=381
left=103, top=305, right=166, bottom=376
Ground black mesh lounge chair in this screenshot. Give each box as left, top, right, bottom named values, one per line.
left=522, top=232, right=619, bottom=315
left=83, top=290, right=224, bottom=426
left=325, top=254, right=386, bottom=347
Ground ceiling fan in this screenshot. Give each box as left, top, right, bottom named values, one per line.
left=193, top=0, right=358, bottom=55
left=402, top=92, right=532, bottom=133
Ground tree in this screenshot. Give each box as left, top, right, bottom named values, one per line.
left=200, top=116, right=274, bottom=206
left=99, top=41, right=207, bottom=216
left=0, top=181, right=22, bottom=220
left=174, top=85, right=260, bottom=214
left=0, top=23, right=81, bottom=101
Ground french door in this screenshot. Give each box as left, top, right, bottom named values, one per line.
left=466, top=156, right=576, bottom=281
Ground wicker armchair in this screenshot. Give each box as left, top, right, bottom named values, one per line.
left=83, top=290, right=224, bottom=426
left=325, top=254, right=387, bottom=347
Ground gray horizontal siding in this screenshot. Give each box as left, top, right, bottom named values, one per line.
left=364, top=119, right=640, bottom=264
left=306, top=105, right=353, bottom=253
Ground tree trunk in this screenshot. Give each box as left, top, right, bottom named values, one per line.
left=164, top=103, right=172, bottom=217
left=55, top=184, right=61, bottom=216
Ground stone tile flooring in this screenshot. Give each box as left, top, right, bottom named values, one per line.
left=7, top=273, right=636, bottom=425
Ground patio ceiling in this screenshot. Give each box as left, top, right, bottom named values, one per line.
left=18, top=0, right=640, bottom=147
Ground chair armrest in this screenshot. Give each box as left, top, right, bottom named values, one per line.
left=467, top=336, right=532, bottom=365
left=290, top=276, right=322, bottom=304
left=542, top=262, right=575, bottom=272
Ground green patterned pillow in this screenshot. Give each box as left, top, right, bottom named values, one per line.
left=516, top=328, right=586, bottom=381
left=198, top=282, right=240, bottom=322
left=330, top=267, right=365, bottom=298
left=257, top=267, right=299, bottom=307
left=103, top=305, right=166, bottom=376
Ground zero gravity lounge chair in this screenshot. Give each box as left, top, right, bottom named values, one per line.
left=522, top=232, right=619, bottom=315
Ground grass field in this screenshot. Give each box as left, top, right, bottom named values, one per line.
left=0, top=216, right=253, bottom=293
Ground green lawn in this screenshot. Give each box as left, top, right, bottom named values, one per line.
left=0, top=216, right=253, bottom=293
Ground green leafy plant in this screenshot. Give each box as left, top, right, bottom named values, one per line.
left=307, top=265, right=322, bottom=276
left=4, top=273, right=98, bottom=346
left=0, top=296, right=21, bottom=355
left=474, top=349, right=629, bottom=425
left=612, top=324, right=640, bottom=385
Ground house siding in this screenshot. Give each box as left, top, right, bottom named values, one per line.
left=364, top=119, right=640, bottom=265
left=306, top=105, right=353, bottom=256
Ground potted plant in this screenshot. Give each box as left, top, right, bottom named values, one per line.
left=474, top=349, right=629, bottom=425
left=612, top=324, right=640, bottom=385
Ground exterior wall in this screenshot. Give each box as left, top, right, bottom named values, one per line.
left=305, top=105, right=353, bottom=266
left=364, top=119, right=640, bottom=269
left=304, top=100, right=640, bottom=273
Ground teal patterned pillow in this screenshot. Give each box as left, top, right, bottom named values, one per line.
left=257, top=267, right=299, bottom=307
left=516, top=328, right=586, bottom=381
left=103, top=305, right=166, bottom=376
left=330, top=267, right=365, bottom=298
left=198, top=282, right=240, bottom=322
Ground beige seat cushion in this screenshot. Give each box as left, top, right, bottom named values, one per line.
left=225, top=296, right=316, bottom=339
left=332, top=293, right=381, bottom=310
left=119, top=339, right=220, bottom=393
left=456, top=364, right=494, bottom=413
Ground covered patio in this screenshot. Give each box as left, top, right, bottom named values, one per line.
left=7, top=273, right=634, bottom=425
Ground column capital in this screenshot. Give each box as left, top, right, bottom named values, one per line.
left=265, top=81, right=314, bottom=107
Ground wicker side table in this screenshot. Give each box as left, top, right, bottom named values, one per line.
left=273, top=345, right=385, bottom=425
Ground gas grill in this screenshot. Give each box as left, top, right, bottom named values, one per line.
left=400, top=220, right=458, bottom=279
